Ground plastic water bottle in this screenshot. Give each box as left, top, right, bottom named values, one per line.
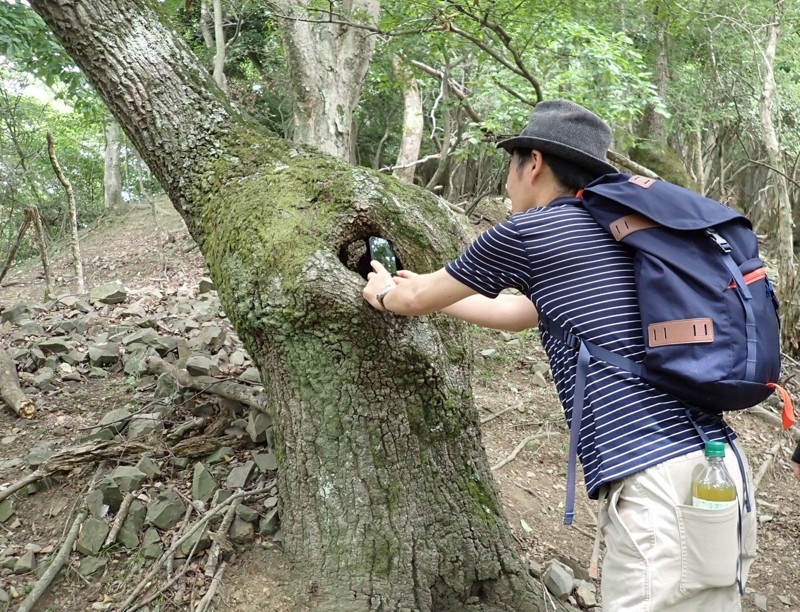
left=692, top=441, right=737, bottom=509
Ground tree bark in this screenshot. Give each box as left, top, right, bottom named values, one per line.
left=29, top=2, right=563, bottom=610
left=212, top=0, right=227, bottom=91
left=392, top=57, right=423, bottom=184
left=46, top=131, right=84, bottom=294
left=274, top=0, right=379, bottom=162
left=27, top=206, right=53, bottom=299
left=104, top=118, right=124, bottom=211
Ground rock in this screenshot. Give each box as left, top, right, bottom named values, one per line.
left=154, top=373, right=179, bottom=398
left=27, top=440, right=56, bottom=467
left=752, top=593, right=768, bottom=611
left=263, top=496, right=278, bottom=510
left=204, top=446, right=234, bottom=465
left=228, top=517, right=255, bottom=544
left=246, top=411, right=271, bottom=443
left=86, top=489, right=108, bottom=519
left=252, top=451, right=278, bottom=473
left=110, top=466, right=148, bottom=492
left=36, top=338, right=74, bottom=354
left=239, top=367, right=261, bottom=384
left=127, top=413, right=164, bottom=440
left=76, top=518, right=110, bottom=555
left=186, top=355, right=217, bottom=377
left=1, top=303, right=31, bottom=324
left=192, top=463, right=218, bottom=503
left=141, top=528, right=162, bottom=559
left=0, top=499, right=16, bottom=523
left=574, top=580, right=597, bottom=608
left=480, top=348, right=497, bottom=358
left=118, top=500, right=147, bottom=549
left=259, top=508, right=279, bottom=535
left=543, top=560, right=575, bottom=602
left=225, top=461, right=255, bottom=489
left=528, top=558, right=543, bottom=578
left=146, top=490, right=185, bottom=530
left=188, top=325, right=226, bottom=353
left=96, top=408, right=133, bottom=434
left=236, top=505, right=260, bottom=523
left=90, top=281, right=127, bottom=304
left=229, top=350, right=247, bottom=367
left=556, top=554, right=591, bottom=582
left=62, top=349, right=88, bottom=366
left=89, top=343, right=120, bottom=367
left=0, top=588, right=8, bottom=603
left=179, top=522, right=212, bottom=556
left=13, top=550, right=35, bottom=574
left=211, top=489, right=233, bottom=507
left=32, top=367, right=56, bottom=390
left=79, top=556, right=107, bottom=577
left=198, top=277, right=216, bottom=293
left=98, top=479, right=124, bottom=513
left=135, top=457, right=161, bottom=478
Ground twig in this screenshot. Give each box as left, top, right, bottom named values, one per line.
left=17, top=508, right=88, bottom=612
left=195, top=561, right=227, bottom=612
left=0, top=469, right=44, bottom=503
left=480, top=404, right=517, bottom=425
left=491, top=433, right=546, bottom=471
left=117, top=485, right=273, bottom=611
left=753, top=442, right=782, bottom=491
left=606, top=150, right=659, bottom=178
left=105, top=492, right=136, bottom=547
left=167, top=501, right=195, bottom=578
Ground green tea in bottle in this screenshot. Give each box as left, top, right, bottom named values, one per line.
left=692, top=441, right=736, bottom=509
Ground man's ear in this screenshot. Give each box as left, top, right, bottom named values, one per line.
left=529, top=149, right=546, bottom=185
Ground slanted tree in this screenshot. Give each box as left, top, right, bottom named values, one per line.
left=29, top=1, right=565, bottom=610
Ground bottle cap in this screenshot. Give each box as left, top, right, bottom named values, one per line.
left=704, top=440, right=726, bottom=457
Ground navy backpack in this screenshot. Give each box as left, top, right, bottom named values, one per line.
left=540, top=174, right=795, bottom=525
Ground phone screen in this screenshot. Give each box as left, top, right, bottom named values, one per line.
left=368, top=236, right=398, bottom=275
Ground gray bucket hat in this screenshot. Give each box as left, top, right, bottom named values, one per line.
left=497, top=100, right=617, bottom=176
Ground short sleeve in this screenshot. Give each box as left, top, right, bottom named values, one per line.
left=445, top=219, right=533, bottom=298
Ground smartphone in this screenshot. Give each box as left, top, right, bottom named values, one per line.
left=368, top=236, right=398, bottom=275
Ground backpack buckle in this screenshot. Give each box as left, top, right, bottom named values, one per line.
left=563, top=331, right=581, bottom=350
left=706, top=228, right=732, bottom=254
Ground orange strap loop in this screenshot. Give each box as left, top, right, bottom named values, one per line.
left=766, top=383, right=796, bottom=429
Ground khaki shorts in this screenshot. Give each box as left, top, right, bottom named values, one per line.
left=598, top=441, right=757, bottom=611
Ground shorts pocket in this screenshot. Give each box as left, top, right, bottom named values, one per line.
left=675, top=503, right=738, bottom=594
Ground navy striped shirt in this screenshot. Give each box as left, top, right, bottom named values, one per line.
left=446, top=198, right=733, bottom=498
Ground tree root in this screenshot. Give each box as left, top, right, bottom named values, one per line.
left=144, top=356, right=268, bottom=413
left=0, top=346, right=36, bottom=418
left=491, top=433, right=547, bottom=471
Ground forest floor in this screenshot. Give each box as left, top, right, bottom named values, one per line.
left=0, top=196, right=799, bottom=612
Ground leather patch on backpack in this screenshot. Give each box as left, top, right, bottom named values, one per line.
left=609, top=214, right=659, bottom=240
left=629, top=175, right=657, bottom=188
left=648, top=318, right=714, bottom=347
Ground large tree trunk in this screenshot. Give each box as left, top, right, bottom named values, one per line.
left=29, top=1, right=561, bottom=610
left=759, top=0, right=797, bottom=349
left=274, top=0, right=379, bottom=162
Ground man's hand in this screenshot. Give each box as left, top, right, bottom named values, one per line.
left=792, top=460, right=800, bottom=482
left=363, top=260, right=396, bottom=311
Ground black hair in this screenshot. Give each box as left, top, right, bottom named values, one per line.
left=511, top=147, right=599, bottom=192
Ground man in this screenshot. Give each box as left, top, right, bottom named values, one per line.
left=363, top=100, right=756, bottom=611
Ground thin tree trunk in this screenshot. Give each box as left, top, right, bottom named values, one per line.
left=0, top=212, right=30, bottom=286
left=200, top=0, right=214, bottom=50
left=28, top=206, right=53, bottom=299
left=29, top=2, right=565, bottom=609
left=212, top=0, right=227, bottom=91
left=46, top=132, right=84, bottom=294
left=274, top=0, right=379, bottom=162
left=759, top=0, right=797, bottom=346
left=392, top=57, right=423, bottom=184
left=104, top=119, right=124, bottom=211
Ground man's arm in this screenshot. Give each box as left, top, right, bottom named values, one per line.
left=363, top=263, right=539, bottom=331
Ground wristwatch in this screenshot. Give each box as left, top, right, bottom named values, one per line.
left=376, top=284, right=396, bottom=308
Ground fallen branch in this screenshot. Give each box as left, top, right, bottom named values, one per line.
left=105, top=492, right=136, bottom=547
left=0, top=440, right=155, bottom=503
left=491, top=433, right=546, bottom=471
left=753, top=442, right=782, bottom=491
left=204, top=498, right=240, bottom=577
left=195, top=561, right=227, bottom=612
left=480, top=404, right=517, bottom=425
left=144, top=356, right=268, bottom=413
left=17, top=507, right=87, bottom=612
left=0, top=346, right=36, bottom=418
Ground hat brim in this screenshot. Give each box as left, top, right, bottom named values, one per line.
left=497, top=136, right=617, bottom=177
